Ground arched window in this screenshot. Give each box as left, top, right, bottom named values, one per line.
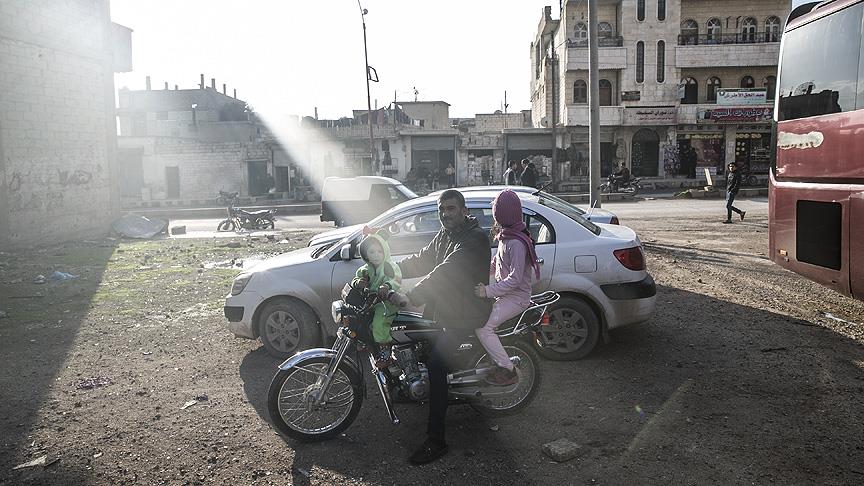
left=657, top=0, right=666, bottom=21
left=764, top=75, right=776, bottom=100
left=573, top=22, right=588, bottom=46
left=707, top=77, right=722, bottom=102
left=707, top=18, right=722, bottom=43
left=766, top=16, right=781, bottom=42
left=740, top=75, right=755, bottom=88
left=742, top=17, right=757, bottom=43
left=598, top=22, right=613, bottom=38
left=637, top=0, right=645, bottom=21
left=656, top=41, right=666, bottom=83
left=573, top=80, right=587, bottom=104
left=599, top=79, right=613, bottom=106
left=681, top=19, right=699, bottom=45
left=636, top=41, right=645, bottom=83
left=682, top=77, right=698, bottom=104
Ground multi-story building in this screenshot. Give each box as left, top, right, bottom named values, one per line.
left=0, top=0, right=131, bottom=247
left=530, top=0, right=792, bottom=182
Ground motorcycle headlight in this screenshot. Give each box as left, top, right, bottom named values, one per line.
left=331, top=300, right=344, bottom=323
left=231, top=273, right=253, bottom=296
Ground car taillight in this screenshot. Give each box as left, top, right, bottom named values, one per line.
left=613, top=247, right=645, bottom=271
left=610, top=216, right=620, bottom=225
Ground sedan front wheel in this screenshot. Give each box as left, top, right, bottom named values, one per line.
left=258, top=299, right=321, bottom=360
left=534, top=296, right=600, bottom=360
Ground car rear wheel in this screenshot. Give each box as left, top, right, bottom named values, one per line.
left=258, top=299, right=321, bottom=359
left=533, top=296, right=600, bottom=360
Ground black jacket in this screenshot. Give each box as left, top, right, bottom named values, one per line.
left=520, top=163, right=538, bottom=188
left=400, top=216, right=493, bottom=330
left=726, top=170, right=741, bottom=194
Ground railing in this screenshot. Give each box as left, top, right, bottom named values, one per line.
left=677, top=32, right=780, bottom=46
left=567, top=36, right=624, bottom=48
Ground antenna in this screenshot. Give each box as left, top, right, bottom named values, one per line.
left=504, top=91, right=509, bottom=114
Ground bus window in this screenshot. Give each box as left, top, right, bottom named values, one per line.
left=778, top=3, right=863, bottom=121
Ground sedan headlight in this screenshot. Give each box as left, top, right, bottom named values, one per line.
left=331, top=301, right=344, bottom=323
left=231, top=274, right=253, bottom=296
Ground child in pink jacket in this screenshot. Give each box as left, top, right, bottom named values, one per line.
left=474, top=189, right=541, bottom=386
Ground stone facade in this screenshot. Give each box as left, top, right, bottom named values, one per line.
left=531, top=0, right=792, bottom=180
left=0, top=0, right=130, bottom=248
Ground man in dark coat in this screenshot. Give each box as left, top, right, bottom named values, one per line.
left=519, top=158, right=538, bottom=188
left=393, top=189, right=492, bottom=464
left=723, top=162, right=745, bottom=223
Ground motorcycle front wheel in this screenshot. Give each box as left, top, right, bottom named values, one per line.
left=217, top=219, right=236, bottom=231
left=468, top=340, right=541, bottom=417
left=267, top=356, right=364, bottom=442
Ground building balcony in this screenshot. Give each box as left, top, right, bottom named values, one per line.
left=676, top=34, right=780, bottom=68
left=565, top=105, right=623, bottom=126
left=566, top=45, right=627, bottom=70
left=566, top=36, right=623, bottom=48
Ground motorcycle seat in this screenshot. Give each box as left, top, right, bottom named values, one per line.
left=238, top=209, right=273, bottom=216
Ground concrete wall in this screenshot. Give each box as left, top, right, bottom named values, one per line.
left=398, top=102, right=450, bottom=130
left=0, top=0, right=119, bottom=248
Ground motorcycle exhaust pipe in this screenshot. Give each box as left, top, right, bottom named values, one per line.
left=369, top=354, right=400, bottom=425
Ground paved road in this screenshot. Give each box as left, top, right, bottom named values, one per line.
left=168, top=196, right=769, bottom=238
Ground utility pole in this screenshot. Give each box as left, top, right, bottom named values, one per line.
left=358, top=1, right=376, bottom=175
left=550, top=34, right=558, bottom=192
left=588, top=0, right=601, bottom=208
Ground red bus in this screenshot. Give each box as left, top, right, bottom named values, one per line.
left=771, top=0, right=864, bottom=300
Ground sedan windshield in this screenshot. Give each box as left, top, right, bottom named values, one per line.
left=537, top=196, right=600, bottom=235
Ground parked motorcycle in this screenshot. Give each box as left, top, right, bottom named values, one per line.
left=267, top=282, right=558, bottom=442
left=216, top=191, right=277, bottom=231
left=599, top=176, right=642, bottom=195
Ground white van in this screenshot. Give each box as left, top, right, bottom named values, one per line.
left=320, top=176, right=417, bottom=226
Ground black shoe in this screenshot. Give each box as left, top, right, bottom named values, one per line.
left=485, top=367, right=519, bottom=386
left=408, top=439, right=448, bottom=465
left=722, top=220, right=733, bottom=224
left=740, top=211, right=746, bottom=221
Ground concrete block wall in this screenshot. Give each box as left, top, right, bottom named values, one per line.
left=147, top=140, right=252, bottom=201
left=0, top=0, right=118, bottom=249
left=474, top=113, right=524, bottom=132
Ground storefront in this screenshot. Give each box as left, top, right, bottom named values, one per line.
left=734, top=129, right=771, bottom=175
left=677, top=129, right=725, bottom=177
left=409, top=135, right=457, bottom=192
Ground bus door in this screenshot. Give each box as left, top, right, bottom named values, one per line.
left=851, top=191, right=864, bottom=299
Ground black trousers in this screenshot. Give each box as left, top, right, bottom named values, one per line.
left=426, top=330, right=461, bottom=444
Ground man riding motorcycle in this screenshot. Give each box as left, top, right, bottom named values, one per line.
left=390, top=189, right=492, bottom=465
left=610, top=163, right=631, bottom=192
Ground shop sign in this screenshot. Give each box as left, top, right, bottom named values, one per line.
left=622, top=91, right=641, bottom=101
left=716, top=88, right=768, bottom=105
left=697, top=107, right=772, bottom=123
left=624, top=107, right=677, bottom=125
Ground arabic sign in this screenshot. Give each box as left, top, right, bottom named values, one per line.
left=716, top=88, right=768, bottom=106
left=698, top=107, right=772, bottom=123
left=624, top=107, right=677, bottom=125
left=621, top=91, right=641, bottom=102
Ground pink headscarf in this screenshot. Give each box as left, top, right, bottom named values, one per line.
left=492, top=190, right=541, bottom=279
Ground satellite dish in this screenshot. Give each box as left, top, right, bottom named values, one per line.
left=540, top=116, right=549, bottom=127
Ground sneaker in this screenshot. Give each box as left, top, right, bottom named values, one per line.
left=722, top=220, right=733, bottom=224
left=409, top=439, right=448, bottom=465
left=740, top=211, right=746, bottom=221
left=485, top=367, right=519, bottom=386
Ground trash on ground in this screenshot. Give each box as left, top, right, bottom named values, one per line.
left=821, top=311, right=858, bottom=326
left=194, top=394, right=209, bottom=402
left=12, top=455, right=47, bottom=470
left=295, top=467, right=311, bottom=478
left=141, top=350, right=152, bottom=356
left=170, top=225, right=187, bottom=235
left=111, top=214, right=168, bottom=239
left=180, top=400, right=198, bottom=410
left=93, top=452, right=103, bottom=458
left=49, top=271, right=78, bottom=282
left=0, top=310, right=7, bottom=319
left=541, top=438, right=586, bottom=462
left=33, top=275, right=46, bottom=284
left=489, top=424, right=499, bottom=431
left=76, top=376, right=112, bottom=390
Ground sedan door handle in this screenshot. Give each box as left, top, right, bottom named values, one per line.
left=536, top=258, right=544, bottom=265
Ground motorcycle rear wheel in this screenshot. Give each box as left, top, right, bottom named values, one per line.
left=267, top=357, right=364, bottom=442
left=468, top=340, right=541, bottom=417
left=217, top=219, right=236, bottom=231
left=257, top=219, right=275, bottom=230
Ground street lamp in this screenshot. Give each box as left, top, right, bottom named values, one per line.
left=358, top=1, right=378, bottom=175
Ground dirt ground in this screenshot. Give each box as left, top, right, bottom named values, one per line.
left=2, top=203, right=864, bottom=485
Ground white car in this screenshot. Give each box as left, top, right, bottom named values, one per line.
left=224, top=190, right=655, bottom=360
left=307, top=186, right=619, bottom=248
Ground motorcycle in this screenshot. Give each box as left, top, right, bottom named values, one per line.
left=599, top=175, right=642, bottom=195
left=216, top=191, right=277, bottom=231
left=267, top=282, right=559, bottom=442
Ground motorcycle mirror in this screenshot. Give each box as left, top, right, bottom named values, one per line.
left=339, top=244, right=353, bottom=261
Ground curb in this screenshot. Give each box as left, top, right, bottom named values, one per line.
left=121, top=203, right=320, bottom=220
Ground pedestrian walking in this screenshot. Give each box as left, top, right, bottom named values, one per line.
left=723, top=162, right=746, bottom=224
left=503, top=160, right=519, bottom=185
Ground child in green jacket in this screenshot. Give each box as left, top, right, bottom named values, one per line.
left=353, top=230, right=402, bottom=369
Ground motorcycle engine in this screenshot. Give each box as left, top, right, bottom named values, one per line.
left=393, top=345, right=429, bottom=401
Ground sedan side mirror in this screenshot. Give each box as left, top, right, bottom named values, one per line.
left=339, top=244, right=353, bottom=261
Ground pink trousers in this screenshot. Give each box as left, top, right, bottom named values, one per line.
left=475, top=299, right=528, bottom=370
